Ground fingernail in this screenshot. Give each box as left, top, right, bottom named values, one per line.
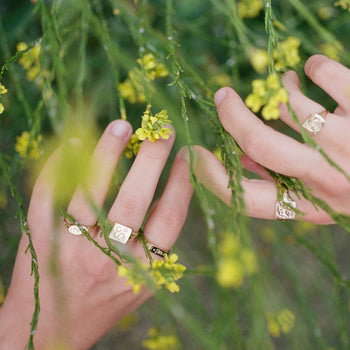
left=178, top=147, right=198, bottom=167
left=214, top=88, right=228, bottom=107
left=109, top=120, right=131, bottom=139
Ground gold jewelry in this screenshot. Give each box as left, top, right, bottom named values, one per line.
left=146, top=241, right=169, bottom=258
left=302, top=110, right=328, bottom=136
left=275, top=191, right=296, bottom=220
left=109, top=222, right=138, bottom=244
left=64, top=217, right=98, bottom=236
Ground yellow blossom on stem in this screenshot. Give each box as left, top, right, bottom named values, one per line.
left=135, top=105, right=172, bottom=142
left=274, top=36, right=301, bottom=71
left=0, top=83, right=8, bottom=114
left=142, top=327, right=180, bottom=350
left=216, top=233, right=258, bottom=288
left=237, top=0, right=264, bottom=18
left=17, top=42, right=42, bottom=82
left=334, top=0, right=350, bottom=11
left=15, top=131, right=42, bottom=160
left=250, top=49, right=269, bottom=74
left=137, top=53, right=169, bottom=80
left=118, top=253, right=186, bottom=294
left=124, top=133, right=142, bottom=159
left=266, top=309, right=295, bottom=338
left=245, top=73, right=288, bottom=120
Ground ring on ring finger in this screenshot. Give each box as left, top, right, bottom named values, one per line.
left=302, top=110, right=328, bottom=136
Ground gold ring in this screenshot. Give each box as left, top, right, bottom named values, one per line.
left=109, top=222, right=138, bottom=244
left=146, top=240, right=169, bottom=258
left=275, top=191, right=296, bottom=220
left=302, top=110, right=328, bottom=136
left=64, top=217, right=98, bottom=236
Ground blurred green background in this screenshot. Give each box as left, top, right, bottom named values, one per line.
left=1, top=0, right=350, bottom=349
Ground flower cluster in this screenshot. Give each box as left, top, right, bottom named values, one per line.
left=150, top=254, right=186, bottom=293
left=216, top=233, right=257, bottom=288
left=17, top=42, right=42, bottom=82
left=15, top=131, right=42, bottom=160
left=137, top=53, right=169, bottom=81
left=266, top=309, right=295, bottom=338
left=135, top=105, right=172, bottom=142
left=118, top=262, right=148, bottom=294
left=237, top=0, right=264, bottom=18
left=124, top=134, right=142, bottom=159
left=119, top=53, right=168, bottom=104
left=334, top=0, right=350, bottom=11
left=249, top=37, right=301, bottom=74
left=0, top=83, right=7, bottom=114
left=319, top=42, right=343, bottom=61
left=245, top=73, right=288, bottom=120
left=142, top=328, right=180, bottom=350
left=118, top=254, right=186, bottom=294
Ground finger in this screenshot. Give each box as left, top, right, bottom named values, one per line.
left=214, top=87, right=314, bottom=178
left=141, top=148, right=193, bottom=253
left=192, top=146, right=333, bottom=223
left=27, top=147, right=61, bottom=238
left=108, top=129, right=175, bottom=233
left=67, top=120, right=132, bottom=227
left=279, top=71, right=348, bottom=145
left=305, top=54, right=350, bottom=112
left=240, top=154, right=272, bottom=181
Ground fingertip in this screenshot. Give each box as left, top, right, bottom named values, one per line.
left=108, top=119, right=133, bottom=140
left=281, top=70, right=299, bottom=87
left=304, top=54, right=328, bottom=77
left=214, top=87, right=236, bottom=108
left=177, top=146, right=198, bottom=168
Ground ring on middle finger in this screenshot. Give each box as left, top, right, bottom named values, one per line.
left=302, top=110, right=328, bottom=136
left=109, top=222, right=138, bottom=244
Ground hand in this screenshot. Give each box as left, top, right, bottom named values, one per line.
left=192, top=55, right=350, bottom=224
left=0, top=120, right=193, bottom=349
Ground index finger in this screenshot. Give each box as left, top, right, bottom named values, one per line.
left=214, top=87, right=315, bottom=178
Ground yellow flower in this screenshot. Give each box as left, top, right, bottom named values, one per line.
left=137, top=53, right=169, bottom=80
left=15, top=131, right=42, bottom=160
left=216, top=232, right=258, bottom=288
left=274, top=37, right=301, bottom=71
left=266, top=309, right=295, bottom=338
left=217, top=259, right=243, bottom=288
left=0, top=103, right=4, bottom=114
left=142, top=328, right=180, bottom=350
left=246, top=73, right=288, bottom=120
left=209, top=73, right=232, bottom=87
left=0, top=84, right=7, bottom=95
left=119, top=78, right=146, bottom=104
left=250, top=49, right=269, bottom=74
left=150, top=253, right=186, bottom=293
left=135, top=105, right=172, bottom=143
left=319, top=42, right=343, bottom=61
left=238, top=0, right=264, bottom=18
left=124, top=133, right=141, bottom=159
left=278, top=309, right=295, bottom=334
left=218, top=234, right=239, bottom=256
left=17, top=42, right=43, bottom=83
left=245, top=94, right=264, bottom=113
left=318, top=5, right=336, bottom=19
left=334, top=0, right=350, bottom=11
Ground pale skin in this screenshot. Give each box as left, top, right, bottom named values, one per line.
left=193, top=55, right=350, bottom=224
left=0, top=120, right=193, bottom=349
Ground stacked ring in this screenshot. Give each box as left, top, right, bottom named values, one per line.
left=146, top=241, right=169, bottom=258
left=64, top=217, right=98, bottom=236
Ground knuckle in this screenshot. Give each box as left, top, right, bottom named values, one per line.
left=118, top=193, right=142, bottom=218
left=159, top=205, right=185, bottom=231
